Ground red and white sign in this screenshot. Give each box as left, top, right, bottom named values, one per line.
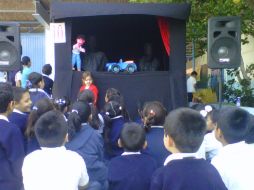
left=50, top=23, right=66, bottom=43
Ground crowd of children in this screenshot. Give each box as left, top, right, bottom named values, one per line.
left=1, top=65, right=254, bottom=190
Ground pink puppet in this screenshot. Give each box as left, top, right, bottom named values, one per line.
left=72, top=35, right=85, bottom=71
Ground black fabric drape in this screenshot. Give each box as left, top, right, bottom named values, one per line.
left=71, top=71, right=171, bottom=120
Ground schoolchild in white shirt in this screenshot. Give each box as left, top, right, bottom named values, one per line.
left=22, top=110, right=89, bottom=190
left=211, top=107, right=251, bottom=190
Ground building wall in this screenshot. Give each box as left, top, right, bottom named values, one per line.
left=21, top=33, right=45, bottom=73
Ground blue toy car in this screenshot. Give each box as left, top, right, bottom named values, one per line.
left=106, top=60, right=137, bottom=73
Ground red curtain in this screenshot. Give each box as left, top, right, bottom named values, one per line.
left=157, top=17, right=170, bottom=56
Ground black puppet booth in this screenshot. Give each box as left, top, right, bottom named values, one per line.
left=50, top=2, right=191, bottom=119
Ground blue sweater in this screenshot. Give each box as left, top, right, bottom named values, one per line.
left=105, top=116, right=125, bottom=159
left=8, top=111, right=29, bottom=135
left=25, top=136, right=40, bottom=155
left=65, top=124, right=108, bottom=183
left=29, top=88, right=50, bottom=107
left=43, top=75, right=54, bottom=96
left=0, top=119, right=25, bottom=190
left=108, top=153, right=157, bottom=190
left=143, top=127, right=170, bottom=167
left=150, top=158, right=227, bottom=190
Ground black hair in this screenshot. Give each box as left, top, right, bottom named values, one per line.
left=104, top=88, right=130, bottom=121
left=217, top=107, right=250, bottom=144
left=0, top=81, right=13, bottom=92
left=42, top=64, right=52, bottom=76
left=191, top=103, right=216, bottom=119
left=120, top=122, right=146, bottom=152
left=21, top=56, right=31, bottom=66
left=245, top=114, right=254, bottom=144
left=142, top=101, right=167, bottom=131
left=210, top=108, right=220, bottom=123
left=191, top=71, right=198, bottom=76
left=105, top=88, right=121, bottom=102
left=27, top=72, right=43, bottom=89
left=103, top=100, right=124, bottom=153
left=104, top=100, right=123, bottom=119
left=0, top=83, right=13, bottom=113
left=53, top=97, right=70, bottom=113
left=12, top=86, right=28, bottom=102
left=78, top=89, right=94, bottom=103
left=35, top=110, right=68, bottom=147
left=164, top=108, right=206, bottom=153
left=25, top=98, right=55, bottom=138
left=78, top=90, right=101, bottom=130
left=67, top=101, right=91, bottom=140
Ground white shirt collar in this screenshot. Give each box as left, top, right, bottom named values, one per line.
left=29, top=88, right=50, bottom=98
left=0, top=115, right=9, bottom=122
left=121, top=151, right=141, bottom=156
left=112, top=115, right=123, bottom=120
left=41, top=146, right=66, bottom=151
left=151, top=125, right=164, bottom=129
left=164, top=152, right=198, bottom=166
left=13, top=108, right=25, bottom=115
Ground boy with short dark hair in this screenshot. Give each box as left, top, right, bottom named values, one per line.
left=150, top=108, right=227, bottom=190
left=42, top=64, right=54, bottom=96
left=0, top=82, right=25, bottom=190
left=8, top=87, right=32, bottom=135
left=212, top=107, right=252, bottom=190
left=22, top=110, right=89, bottom=190
left=108, top=122, right=157, bottom=190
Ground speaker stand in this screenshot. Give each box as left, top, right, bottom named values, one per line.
left=218, top=69, right=223, bottom=109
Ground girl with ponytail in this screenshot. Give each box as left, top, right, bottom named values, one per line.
left=25, top=98, right=54, bottom=154
left=66, top=101, right=108, bottom=190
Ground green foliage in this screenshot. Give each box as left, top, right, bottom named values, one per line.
left=223, top=64, right=254, bottom=107
left=129, top=0, right=254, bottom=57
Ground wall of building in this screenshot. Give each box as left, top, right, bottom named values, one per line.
left=21, top=33, right=45, bottom=73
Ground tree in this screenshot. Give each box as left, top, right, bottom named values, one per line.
left=129, top=0, right=254, bottom=57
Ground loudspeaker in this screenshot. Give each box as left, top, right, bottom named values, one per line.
left=208, top=16, right=241, bottom=69
left=0, top=23, right=21, bottom=71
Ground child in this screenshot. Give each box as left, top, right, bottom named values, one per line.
left=141, top=101, right=169, bottom=167
left=191, top=104, right=222, bottom=161
left=72, top=35, right=85, bottom=71
left=103, top=100, right=125, bottom=159
left=21, top=56, right=32, bottom=88
left=108, top=122, right=157, bottom=190
left=211, top=107, right=251, bottom=190
left=79, top=71, right=98, bottom=105
left=78, top=89, right=104, bottom=133
left=8, top=87, right=32, bottom=136
left=25, top=98, right=55, bottom=154
left=53, top=97, right=70, bottom=121
left=187, top=71, right=198, bottom=103
left=22, top=110, right=89, bottom=190
left=104, top=88, right=130, bottom=121
left=27, top=72, right=50, bottom=107
left=104, top=88, right=121, bottom=103
left=42, top=64, right=54, bottom=96
left=150, top=108, right=227, bottom=190
left=0, top=82, right=25, bottom=190
left=65, top=101, right=108, bottom=190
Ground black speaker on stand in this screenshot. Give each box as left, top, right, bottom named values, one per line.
left=208, top=16, right=241, bottom=69
left=207, top=16, right=241, bottom=108
left=0, top=22, right=21, bottom=71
